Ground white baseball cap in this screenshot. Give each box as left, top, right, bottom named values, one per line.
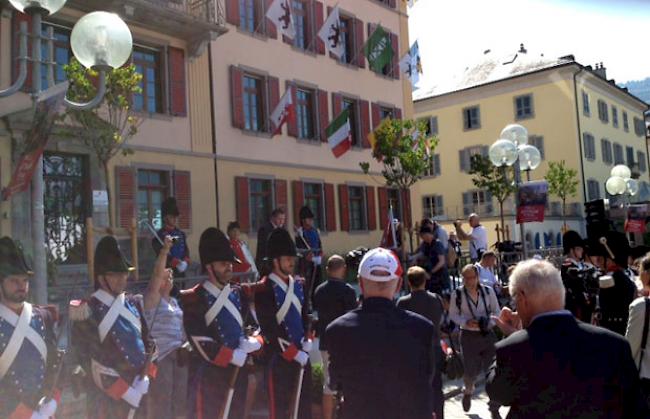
left=358, top=247, right=403, bottom=282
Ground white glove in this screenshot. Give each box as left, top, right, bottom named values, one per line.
left=301, top=338, right=313, bottom=353
left=122, top=386, right=143, bottom=408
left=230, top=348, right=247, bottom=367
left=312, top=255, right=322, bottom=266
left=35, top=398, right=57, bottom=418
left=239, top=336, right=262, bottom=354
left=294, top=350, right=309, bottom=366
left=177, top=260, right=188, bottom=273
left=132, top=375, right=150, bottom=395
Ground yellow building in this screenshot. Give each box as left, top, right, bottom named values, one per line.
left=413, top=47, right=649, bottom=250
left=211, top=0, right=413, bottom=256
left=0, top=0, right=226, bottom=281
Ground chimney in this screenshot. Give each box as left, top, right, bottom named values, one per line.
left=593, top=62, right=607, bottom=79
left=518, top=43, right=527, bottom=54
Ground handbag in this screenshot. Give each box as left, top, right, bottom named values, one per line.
left=443, top=336, right=464, bottom=380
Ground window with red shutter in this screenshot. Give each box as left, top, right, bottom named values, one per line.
left=292, top=180, right=305, bottom=225
left=173, top=171, right=192, bottom=230
left=230, top=66, right=244, bottom=128
left=13, top=13, right=32, bottom=91
left=115, top=166, right=136, bottom=229
left=332, top=93, right=342, bottom=117
left=401, top=189, right=412, bottom=228
left=226, top=0, right=240, bottom=26
left=324, top=183, right=336, bottom=231
left=378, top=187, right=389, bottom=227
left=265, top=0, right=278, bottom=38
left=274, top=179, right=288, bottom=212
left=371, top=102, right=382, bottom=130
left=267, top=76, right=280, bottom=133
left=338, top=184, right=350, bottom=231
left=314, top=1, right=325, bottom=54
left=394, top=108, right=402, bottom=120
left=168, top=47, right=187, bottom=117
left=235, top=177, right=250, bottom=232
left=286, top=81, right=298, bottom=137
left=390, top=33, right=399, bottom=79
left=354, top=18, right=365, bottom=68
left=317, top=89, right=329, bottom=142
left=359, top=100, right=371, bottom=148
left=366, top=186, right=377, bottom=230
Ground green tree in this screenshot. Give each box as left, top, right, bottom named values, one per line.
left=544, top=160, right=579, bottom=230
left=60, top=58, right=142, bottom=228
left=360, top=118, right=437, bottom=250
left=469, top=154, right=516, bottom=235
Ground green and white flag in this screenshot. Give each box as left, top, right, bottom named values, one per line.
left=327, top=108, right=352, bottom=158
left=364, top=25, right=393, bottom=73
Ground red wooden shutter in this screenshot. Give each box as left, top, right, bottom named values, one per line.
left=378, top=187, right=389, bottom=227
left=230, top=66, right=244, bottom=129
left=359, top=100, right=371, bottom=148
left=338, top=184, right=350, bottom=231
left=173, top=171, right=192, bottom=229
left=332, top=92, right=342, bottom=117
left=391, top=33, right=399, bottom=79
left=292, top=180, right=304, bottom=225
left=267, top=76, right=280, bottom=133
left=314, top=1, right=325, bottom=54
left=401, top=189, right=412, bottom=228
left=13, top=13, right=32, bottom=90
left=235, top=177, right=250, bottom=232
left=226, top=0, right=240, bottom=26
left=394, top=108, right=402, bottom=120
left=274, top=179, right=288, bottom=212
left=324, top=183, right=336, bottom=231
left=168, top=47, right=187, bottom=117
left=318, top=89, right=329, bottom=142
left=371, top=102, right=382, bottom=129
left=366, top=186, right=377, bottom=230
left=286, top=81, right=298, bottom=137
left=354, top=18, right=365, bottom=68
left=115, top=166, right=136, bottom=229
left=265, top=0, right=277, bottom=38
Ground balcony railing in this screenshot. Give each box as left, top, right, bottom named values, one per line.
left=145, top=0, right=225, bottom=26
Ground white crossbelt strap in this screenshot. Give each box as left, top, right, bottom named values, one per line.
left=93, top=290, right=141, bottom=343
left=0, top=302, right=47, bottom=380
left=269, top=274, right=302, bottom=325
left=203, top=282, right=243, bottom=328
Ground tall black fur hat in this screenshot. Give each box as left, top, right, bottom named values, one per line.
left=162, top=197, right=180, bottom=218
left=95, top=236, right=134, bottom=276
left=0, top=237, right=33, bottom=279
left=199, top=227, right=240, bottom=267
left=266, top=228, right=298, bottom=260
left=562, top=230, right=584, bottom=255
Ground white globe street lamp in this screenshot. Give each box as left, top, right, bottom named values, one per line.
left=518, top=144, right=542, bottom=175
left=500, top=124, right=528, bottom=147
left=489, top=139, right=518, bottom=167
left=71, top=12, right=133, bottom=71
left=610, top=164, right=632, bottom=180
left=605, top=176, right=627, bottom=196
left=7, top=0, right=66, bottom=15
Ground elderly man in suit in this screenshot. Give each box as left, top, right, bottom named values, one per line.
left=487, top=259, right=648, bottom=418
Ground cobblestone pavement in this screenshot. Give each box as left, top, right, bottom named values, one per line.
left=444, top=385, right=510, bottom=419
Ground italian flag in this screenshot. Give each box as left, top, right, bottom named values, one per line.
left=327, top=108, right=352, bottom=158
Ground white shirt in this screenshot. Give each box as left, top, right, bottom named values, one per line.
left=475, top=263, right=498, bottom=290
left=449, top=285, right=500, bottom=331
left=434, top=225, right=449, bottom=251
left=469, top=225, right=488, bottom=260
left=626, top=296, right=650, bottom=379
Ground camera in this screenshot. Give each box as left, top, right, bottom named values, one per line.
left=566, top=266, right=601, bottom=295
left=477, top=316, right=491, bottom=335
left=345, top=247, right=369, bottom=273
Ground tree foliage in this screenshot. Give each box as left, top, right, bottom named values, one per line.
left=469, top=154, right=516, bottom=233
left=59, top=58, right=143, bottom=227
left=544, top=160, right=579, bottom=226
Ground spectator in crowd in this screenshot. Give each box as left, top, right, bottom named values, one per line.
left=626, top=254, right=650, bottom=405
left=476, top=251, right=501, bottom=294
left=255, top=207, right=286, bottom=275
left=415, top=223, right=450, bottom=296
left=228, top=221, right=258, bottom=282
left=489, top=259, right=648, bottom=418
left=325, top=248, right=434, bottom=419
left=454, top=214, right=488, bottom=262
left=313, top=255, right=358, bottom=419
left=432, top=221, right=449, bottom=251
left=449, top=264, right=501, bottom=417
left=397, top=266, right=445, bottom=419
left=140, top=235, right=188, bottom=419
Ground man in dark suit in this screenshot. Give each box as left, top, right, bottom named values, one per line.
left=397, top=266, right=445, bottom=419
left=487, top=259, right=648, bottom=419
left=255, top=208, right=286, bottom=275
left=325, top=248, right=435, bottom=419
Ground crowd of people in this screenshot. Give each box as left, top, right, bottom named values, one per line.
left=2, top=200, right=650, bottom=419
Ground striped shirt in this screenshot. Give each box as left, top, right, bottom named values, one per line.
left=143, top=296, right=186, bottom=360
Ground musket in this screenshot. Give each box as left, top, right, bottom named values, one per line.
left=289, top=317, right=313, bottom=419
left=42, top=311, right=71, bottom=404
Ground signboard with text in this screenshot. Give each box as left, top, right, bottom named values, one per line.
left=516, top=181, right=548, bottom=224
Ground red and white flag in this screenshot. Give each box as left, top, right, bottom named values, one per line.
left=270, top=87, right=294, bottom=136
left=380, top=206, right=398, bottom=249
left=266, top=0, right=296, bottom=39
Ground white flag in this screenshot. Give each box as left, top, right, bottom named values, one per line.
left=270, top=87, right=294, bottom=136
left=399, top=40, right=421, bottom=89
left=266, top=0, right=296, bottom=39
left=317, top=6, right=345, bottom=58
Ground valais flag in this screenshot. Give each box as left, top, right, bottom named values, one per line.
left=270, top=87, right=294, bottom=136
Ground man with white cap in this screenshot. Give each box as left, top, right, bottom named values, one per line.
left=324, top=248, right=435, bottom=419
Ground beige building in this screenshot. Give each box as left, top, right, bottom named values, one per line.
left=413, top=47, right=649, bottom=250
left=212, top=0, right=413, bottom=255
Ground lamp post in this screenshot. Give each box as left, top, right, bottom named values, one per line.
left=605, top=164, right=639, bottom=204
left=488, top=124, right=541, bottom=259
left=1, top=0, right=133, bottom=304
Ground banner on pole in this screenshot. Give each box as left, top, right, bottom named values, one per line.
left=516, top=180, right=548, bottom=224
left=1, top=82, right=68, bottom=201
left=625, top=204, right=648, bottom=233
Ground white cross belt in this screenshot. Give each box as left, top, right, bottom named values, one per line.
left=0, top=302, right=47, bottom=380
left=203, top=282, right=243, bottom=328
left=269, top=274, right=302, bottom=325
left=93, top=290, right=142, bottom=343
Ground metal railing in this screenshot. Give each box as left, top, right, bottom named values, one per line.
left=145, top=0, right=226, bottom=25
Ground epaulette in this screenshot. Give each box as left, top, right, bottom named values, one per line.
left=69, top=299, right=91, bottom=321
left=43, top=304, right=60, bottom=323
left=599, top=275, right=615, bottom=289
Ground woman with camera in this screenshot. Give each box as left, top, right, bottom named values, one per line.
left=449, top=264, right=501, bottom=418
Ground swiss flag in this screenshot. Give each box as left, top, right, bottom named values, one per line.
left=270, top=87, right=295, bottom=136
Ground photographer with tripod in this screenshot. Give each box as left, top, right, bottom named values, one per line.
left=449, top=264, right=501, bottom=418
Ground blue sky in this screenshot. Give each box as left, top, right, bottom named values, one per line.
left=408, top=0, right=649, bottom=90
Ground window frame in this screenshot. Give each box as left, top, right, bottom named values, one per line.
left=623, top=111, right=629, bottom=132
left=638, top=151, right=647, bottom=173
left=303, top=181, right=326, bottom=230
left=597, top=99, right=609, bottom=123
left=248, top=178, right=275, bottom=232
left=292, top=0, right=309, bottom=50
left=612, top=105, right=619, bottom=128
left=626, top=146, right=635, bottom=168
left=40, top=22, right=72, bottom=90
left=137, top=169, right=170, bottom=229
left=338, top=14, right=355, bottom=65
left=583, top=133, right=596, bottom=161
left=386, top=188, right=402, bottom=222
left=295, top=87, right=316, bottom=140
left=347, top=185, right=368, bottom=231
left=514, top=94, right=534, bottom=120
left=423, top=154, right=441, bottom=177
left=242, top=73, right=266, bottom=133
left=132, top=46, right=164, bottom=114
left=601, top=138, right=613, bottom=165
left=462, top=105, right=481, bottom=130
left=463, top=190, right=492, bottom=217
left=342, top=97, right=360, bottom=147
left=582, top=90, right=590, bottom=116
left=587, top=179, right=600, bottom=201
left=613, top=143, right=624, bottom=165
left=422, top=194, right=444, bottom=219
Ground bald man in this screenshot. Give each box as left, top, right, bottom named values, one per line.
left=454, top=214, right=488, bottom=262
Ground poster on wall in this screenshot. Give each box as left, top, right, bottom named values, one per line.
left=624, top=204, right=648, bottom=233
left=1, top=82, right=68, bottom=201
left=516, top=180, right=548, bottom=224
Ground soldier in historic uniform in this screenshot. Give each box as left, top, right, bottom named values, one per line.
left=598, top=231, right=638, bottom=336
left=295, top=206, right=323, bottom=311
left=560, top=230, right=590, bottom=321
left=70, top=236, right=156, bottom=418
left=0, top=237, right=60, bottom=419
left=180, top=227, right=263, bottom=418
left=254, top=228, right=313, bottom=419
left=153, top=197, right=191, bottom=281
